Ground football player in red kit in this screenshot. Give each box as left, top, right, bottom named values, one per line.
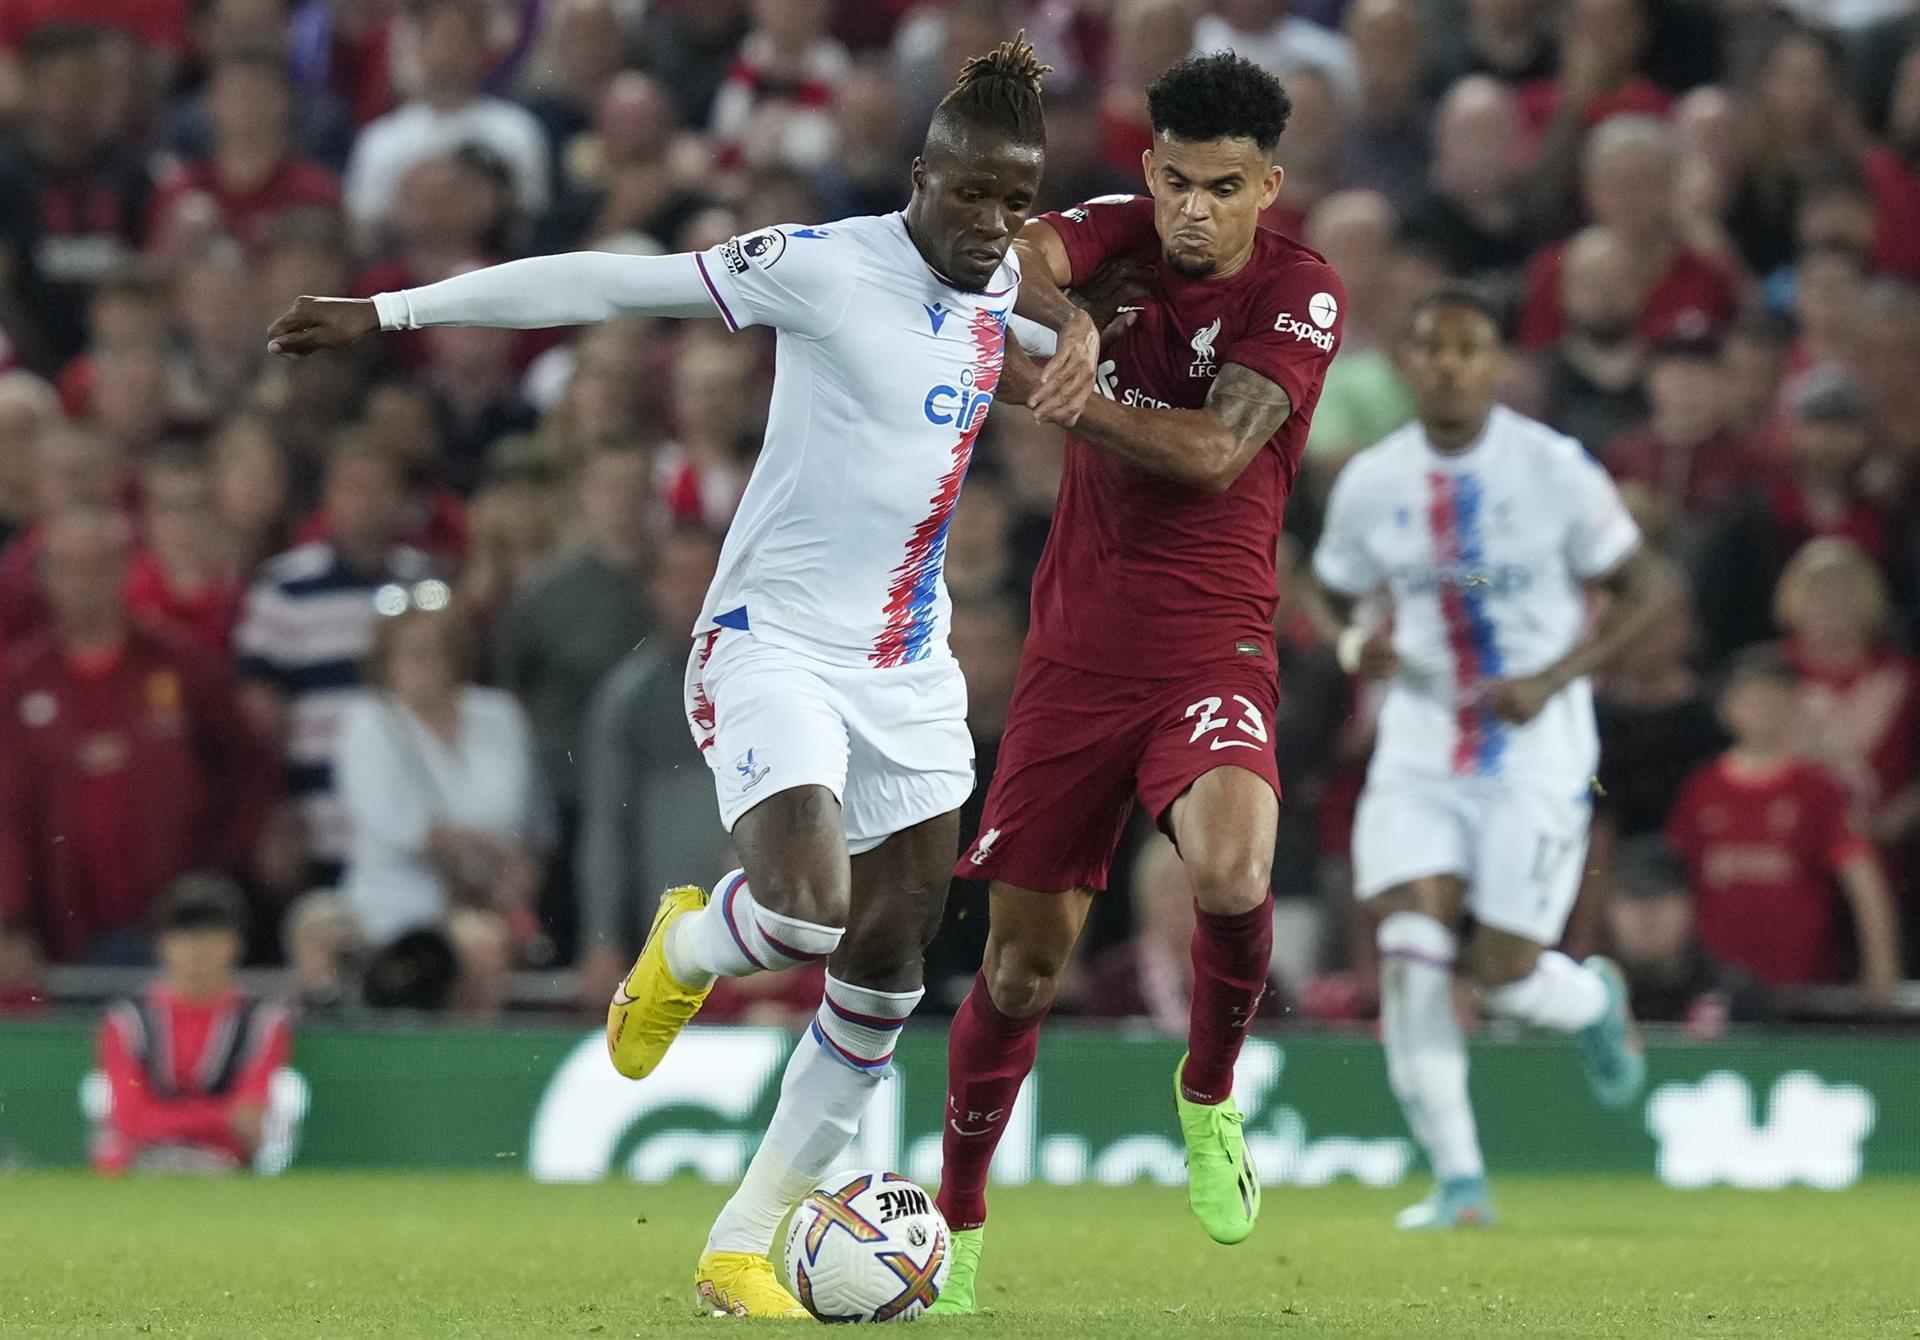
left=932, top=53, right=1343, bottom=1311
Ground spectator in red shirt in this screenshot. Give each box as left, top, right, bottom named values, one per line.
left=1785, top=245, right=1868, bottom=392
left=86, top=341, right=174, bottom=468
left=0, top=420, right=133, bottom=640
left=0, top=509, right=276, bottom=964
left=1690, top=373, right=1894, bottom=662
left=1666, top=646, right=1900, bottom=1002
left=51, top=263, right=167, bottom=422
left=124, top=443, right=244, bottom=656
left=1519, top=116, right=1741, bottom=351
left=290, top=389, right=472, bottom=566
left=1719, top=313, right=1794, bottom=453
left=0, top=0, right=189, bottom=59
left=1863, top=42, right=1920, bottom=288
left=1774, top=540, right=1920, bottom=874
left=146, top=52, right=341, bottom=259
left=1518, top=0, right=1672, bottom=154
left=657, top=338, right=751, bottom=531
left=92, top=876, right=295, bottom=1175
left=1769, top=373, right=1890, bottom=563
left=353, top=153, right=509, bottom=376
left=1607, top=330, right=1770, bottom=524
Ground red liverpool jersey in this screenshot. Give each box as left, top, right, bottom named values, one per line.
left=1665, top=756, right=1870, bottom=987
left=1027, top=195, right=1343, bottom=679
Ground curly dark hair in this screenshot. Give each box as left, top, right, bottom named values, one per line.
left=1147, top=52, right=1292, bottom=155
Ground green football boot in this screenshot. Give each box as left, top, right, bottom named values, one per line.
left=1173, top=1055, right=1260, bottom=1245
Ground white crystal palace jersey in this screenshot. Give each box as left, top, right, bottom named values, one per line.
left=691, top=214, right=1043, bottom=669
left=1313, top=406, right=1641, bottom=787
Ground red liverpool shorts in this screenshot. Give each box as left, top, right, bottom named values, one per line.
left=955, top=652, right=1282, bottom=892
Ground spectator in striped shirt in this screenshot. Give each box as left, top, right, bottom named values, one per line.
left=235, top=437, right=431, bottom=891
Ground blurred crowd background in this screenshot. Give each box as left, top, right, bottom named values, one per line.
left=2, top=0, right=1918, bottom=1041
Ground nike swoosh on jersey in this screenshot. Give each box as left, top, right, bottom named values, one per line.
left=1208, top=739, right=1260, bottom=751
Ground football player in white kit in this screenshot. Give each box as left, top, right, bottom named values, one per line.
left=1309, top=288, right=1682, bottom=1229
left=267, top=38, right=1101, bottom=1315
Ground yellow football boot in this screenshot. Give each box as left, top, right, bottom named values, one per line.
left=605, top=885, right=714, bottom=1079
left=694, top=1251, right=808, bottom=1319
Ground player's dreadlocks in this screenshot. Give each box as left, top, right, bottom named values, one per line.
left=932, top=31, right=1051, bottom=147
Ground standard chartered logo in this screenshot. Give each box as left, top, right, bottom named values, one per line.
left=1646, top=1070, right=1874, bottom=1190
left=527, top=1031, right=1411, bottom=1188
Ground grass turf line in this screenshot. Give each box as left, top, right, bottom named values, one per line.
left=1, top=1173, right=1916, bottom=1338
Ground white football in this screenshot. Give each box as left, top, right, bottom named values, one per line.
left=782, top=1170, right=951, bottom=1323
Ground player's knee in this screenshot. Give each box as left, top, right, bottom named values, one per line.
left=981, top=940, right=1070, bottom=1018
left=751, top=873, right=850, bottom=931
left=1182, top=839, right=1271, bottom=916
left=834, top=890, right=945, bottom=987
left=1462, top=933, right=1540, bottom=988
left=1365, top=880, right=1467, bottom=931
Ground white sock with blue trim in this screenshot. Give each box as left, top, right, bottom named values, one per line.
left=705, top=975, right=924, bottom=1255
left=1481, top=951, right=1608, bottom=1031
left=666, top=869, right=843, bottom=986
left=1378, top=911, right=1484, bottom=1182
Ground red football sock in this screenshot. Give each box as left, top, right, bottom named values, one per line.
left=1180, top=896, right=1274, bottom=1105
left=935, top=974, right=1048, bottom=1231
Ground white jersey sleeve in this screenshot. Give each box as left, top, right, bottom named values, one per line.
left=1560, top=444, right=1642, bottom=579
left=373, top=251, right=721, bottom=329
left=1313, top=454, right=1384, bottom=597
left=1008, top=313, right=1058, bottom=357
left=695, top=226, right=860, bottom=338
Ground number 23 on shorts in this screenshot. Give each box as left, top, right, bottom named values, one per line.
left=1185, top=694, right=1269, bottom=752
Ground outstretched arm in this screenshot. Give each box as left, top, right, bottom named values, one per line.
left=1838, top=854, right=1902, bottom=1009
left=266, top=251, right=724, bottom=356
left=1069, top=361, right=1293, bottom=495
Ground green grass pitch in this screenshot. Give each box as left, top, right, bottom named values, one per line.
left=2, top=1174, right=1916, bottom=1338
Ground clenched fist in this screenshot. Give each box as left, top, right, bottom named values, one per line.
left=266, top=296, right=380, bottom=357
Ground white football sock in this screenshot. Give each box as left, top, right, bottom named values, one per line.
left=705, top=975, right=924, bottom=1255
left=1377, top=911, right=1485, bottom=1183
left=1480, top=950, right=1608, bottom=1032
left=666, top=870, right=843, bottom=986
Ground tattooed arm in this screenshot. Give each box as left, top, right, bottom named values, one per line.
left=1067, top=362, right=1293, bottom=493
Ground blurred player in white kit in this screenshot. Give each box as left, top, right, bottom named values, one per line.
left=1310, top=287, right=1682, bottom=1229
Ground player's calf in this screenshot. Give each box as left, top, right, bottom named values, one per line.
left=1470, top=932, right=1609, bottom=1033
